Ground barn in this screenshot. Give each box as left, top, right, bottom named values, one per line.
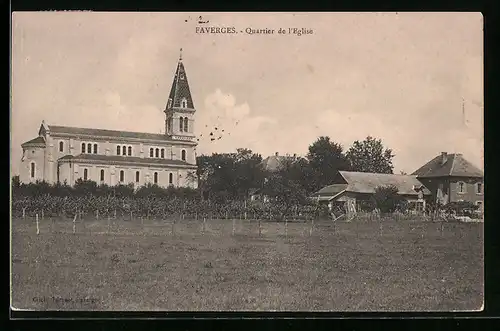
left=311, top=171, right=432, bottom=213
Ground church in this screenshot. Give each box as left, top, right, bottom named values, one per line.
left=19, top=50, right=199, bottom=189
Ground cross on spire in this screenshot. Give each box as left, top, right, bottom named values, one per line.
left=179, top=48, right=183, bottom=61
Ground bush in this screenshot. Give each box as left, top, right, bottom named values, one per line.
left=373, top=185, right=408, bottom=214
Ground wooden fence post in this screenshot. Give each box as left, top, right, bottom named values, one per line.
left=114, top=209, right=117, bottom=219
left=73, top=214, right=77, bottom=234
left=232, top=218, right=236, bottom=236
left=36, top=213, right=40, bottom=235
left=107, top=215, right=110, bottom=234
left=379, top=223, right=383, bottom=236
left=41, top=209, right=44, bottom=220
left=96, top=209, right=99, bottom=221
left=309, top=218, right=314, bottom=236
left=171, top=219, right=175, bottom=235
left=203, top=217, right=206, bottom=233
left=22, top=207, right=26, bottom=220
left=258, top=218, right=262, bottom=236
left=285, top=218, right=288, bottom=239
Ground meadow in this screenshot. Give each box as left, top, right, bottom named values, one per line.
left=11, top=216, right=483, bottom=311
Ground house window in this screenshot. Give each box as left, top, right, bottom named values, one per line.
left=83, top=168, right=88, bottom=181
left=122, top=146, right=126, bottom=155
left=117, top=146, right=121, bottom=155
left=155, top=148, right=159, bottom=158
left=100, top=169, right=105, bottom=182
left=179, top=117, right=184, bottom=132
left=150, top=148, right=153, bottom=157
left=184, top=117, right=188, bottom=132
left=30, top=162, right=35, bottom=178
left=87, top=143, right=92, bottom=154
left=154, top=172, right=158, bottom=184
left=457, top=181, right=466, bottom=194
left=120, top=170, right=124, bottom=183
left=169, top=173, right=173, bottom=184
left=476, top=183, right=483, bottom=194
left=128, top=146, right=132, bottom=156
left=82, top=143, right=86, bottom=153
left=59, top=141, right=64, bottom=152
left=476, top=201, right=483, bottom=207
left=161, top=148, right=165, bottom=158
left=93, top=143, right=98, bottom=154
left=136, top=171, right=140, bottom=183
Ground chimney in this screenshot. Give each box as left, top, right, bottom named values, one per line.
left=441, top=152, right=448, bottom=165
left=275, top=152, right=279, bottom=156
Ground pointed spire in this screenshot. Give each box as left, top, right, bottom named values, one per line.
left=165, top=49, right=194, bottom=111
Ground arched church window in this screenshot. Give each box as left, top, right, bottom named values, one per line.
left=154, top=172, right=158, bottom=184
left=122, top=145, right=126, bottom=156
left=87, top=143, right=92, bottom=154
left=83, top=168, right=88, bottom=181
left=150, top=148, right=153, bottom=157
left=59, top=141, right=64, bottom=152
left=161, top=149, right=165, bottom=158
left=120, top=170, right=124, bottom=183
left=117, top=146, right=121, bottom=155
left=181, top=149, right=186, bottom=161
left=128, top=146, right=132, bottom=156
left=100, top=169, right=105, bottom=182
left=93, top=143, right=98, bottom=154
left=184, top=117, right=188, bottom=132
left=82, top=143, right=86, bottom=153
left=155, top=148, right=159, bottom=158
left=169, top=173, right=173, bottom=185
left=179, top=117, right=184, bottom=132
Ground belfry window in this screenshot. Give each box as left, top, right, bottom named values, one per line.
left=150, top=148, right=153, bottom=157
left=87, top=143, right=92, bottom=154
left=93, top=143, right=98, bottom=154
left=181, top=98, right=187, bottom=108
left=82, top=143, right=86, bottom=153
left=117, top=146, right=121, bottom=155
left=30, top=162, right=35, bottom=178
left=155, top=148, right=159, bottom=158
left=179, top=117, right=184, bottom=132
left=184, top=117, right=188, bottom=132
left=122, top=145, right=126, bottom=156
left=128, top=146, right=132, bottom=156
left=161, top=148, right=165, bottom=158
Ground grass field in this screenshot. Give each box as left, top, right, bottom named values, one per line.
left=11, top=216, right=483, bottom=311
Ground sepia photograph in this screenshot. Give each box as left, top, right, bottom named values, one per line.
left=10, top=12, right=483, bottom=311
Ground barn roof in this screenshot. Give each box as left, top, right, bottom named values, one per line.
left=261, top=154, right=302, bottom=172
left=313, top=184, right=348, bottom=196
left=338, top=171, right=431, bottom=196
left=412, top=153, right=483, bottom=178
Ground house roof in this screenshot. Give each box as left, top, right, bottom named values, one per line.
left=21, top=136, right=45, bottom=147
left=58, top=153, right=197, bottom=168
left=261, top=154, right=301, bottom=172
left=337, top=171, right=431, bottom=196
left=166, top=55, right=195, bottom=110
left=412, top=153, right=483, bottom=178
left=46, top=125, right=196, bottom=144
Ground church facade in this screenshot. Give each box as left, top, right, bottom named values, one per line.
left=19, top=52, right=199, bottom=189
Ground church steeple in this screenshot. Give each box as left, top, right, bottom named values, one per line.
left=164, top=49, right=196, bottom=141
left=165, top=48, right=195, bottom=111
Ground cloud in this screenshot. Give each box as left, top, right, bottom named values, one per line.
left=196, top=89, right=276, bottom=155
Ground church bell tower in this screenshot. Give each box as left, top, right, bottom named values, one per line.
left=164, top=48, right=196, bottom=142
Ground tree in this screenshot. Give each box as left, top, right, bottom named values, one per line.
left=373, top=185, right=407, bottom=214
left=346, top=136, right=394, bottom=174
left=307, top=136, right=350, bottom=192
left=261, top=158, right=309, bottom=219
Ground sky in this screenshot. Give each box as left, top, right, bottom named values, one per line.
left=11, top=12, right=483, bottom=175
